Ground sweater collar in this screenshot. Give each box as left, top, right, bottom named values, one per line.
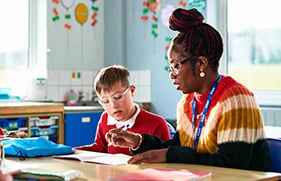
left=107, top=103, right=140, bottom=128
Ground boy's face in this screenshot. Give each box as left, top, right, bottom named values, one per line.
left=98, top=82, right=136, bottom=121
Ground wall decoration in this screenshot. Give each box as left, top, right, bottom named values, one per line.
left=147, top=0, right=161, bottom=13
left=188, top=0, right=206, bottom=14
left=178, top=0, right=187, bottom=7
left=141, top=0, right=161, bottom=38
left=52, top=0, right=60, bottom=4
left=140, top=2, right=149, bottom=21
left=74, top=3, right=89, bottom=69
left=61, top=0, right=75, bottom=31
left=52, top=7, right=60, bottom=22
left=161, top=5, right=174, bottom=72
left=52, top=0, right=60, bottom=22
left=160, top=4, right=174, bottom=27
left=164, top=37, right=173, bottom=72
left=75, top=3, right=88, bottom=26
left=90, top=5, right=99, bottom=27
left=61, top=0, right=75, bottom=10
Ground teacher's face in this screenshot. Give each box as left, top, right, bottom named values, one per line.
left=168, top=45, right=199, bottom=94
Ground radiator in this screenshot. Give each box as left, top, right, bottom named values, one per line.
left=260, top=106, right=281, bottom=126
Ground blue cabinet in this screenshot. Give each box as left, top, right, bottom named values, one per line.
left=64, top=112, right=102, bottom=147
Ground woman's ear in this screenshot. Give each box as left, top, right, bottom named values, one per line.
left=197, top=56, right=208, bottom=70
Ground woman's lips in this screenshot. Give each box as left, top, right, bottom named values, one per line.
left=173, top=82, right=180, bottom=90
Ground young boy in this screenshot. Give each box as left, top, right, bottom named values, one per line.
left=74, top=65, right=171, bottom=155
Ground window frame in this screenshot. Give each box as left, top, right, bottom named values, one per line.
left=217, top=0, right=281, bottom=106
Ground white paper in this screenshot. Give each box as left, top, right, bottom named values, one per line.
left=53, top=151, right=131, bottom=166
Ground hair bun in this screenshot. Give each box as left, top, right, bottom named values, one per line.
left=169, top=8, right=204, bottom=32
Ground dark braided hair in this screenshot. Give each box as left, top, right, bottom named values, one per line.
left=169, top=8, right=223, bottom=72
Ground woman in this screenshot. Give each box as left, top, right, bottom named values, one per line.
left=106, top=8, right=272, bottom=171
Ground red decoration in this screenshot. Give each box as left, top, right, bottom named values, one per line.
left=52, top=0, right=59, bottom=4
left=91, top=19, right=98, bottom=27
left=64, top=24, right=72, bottom=30
left=141, top=16, right=149, bottom=20
left=53, top=8, right=59, bottom=16
left=179, top=0, right=186, bottom=7
left=147, top=0, right=161, bottom=13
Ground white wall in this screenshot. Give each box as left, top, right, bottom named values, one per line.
left=45, top=0, right=104, bottom=102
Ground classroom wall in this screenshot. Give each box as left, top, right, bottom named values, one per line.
left=104, top=0, right=219, bottom=120
left=44, top=0, right=220, bottom=120
left=45, top=0, right=153, bottom=104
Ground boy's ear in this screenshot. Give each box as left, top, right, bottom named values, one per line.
left=130, top=85, right=136, bottom=96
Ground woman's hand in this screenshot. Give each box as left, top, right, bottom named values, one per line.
left=128, top=148, right=168, bottom=164
left=105, top=128, right=141, bottom=149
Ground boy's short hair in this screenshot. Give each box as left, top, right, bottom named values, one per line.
left=94, top=65, right=130, bottom=94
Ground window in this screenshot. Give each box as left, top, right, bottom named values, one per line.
left=224, top=0, right=281, bottom=105
left=0, top=0, right=46, bottom=99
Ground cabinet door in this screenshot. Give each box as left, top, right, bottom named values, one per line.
left=64, top=112, right=102, bottom=147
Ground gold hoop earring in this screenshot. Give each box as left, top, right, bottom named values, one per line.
left=200, top=71, right=205, bottom=78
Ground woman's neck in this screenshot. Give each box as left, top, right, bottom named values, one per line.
left=197, top=72, right=219, bottom=94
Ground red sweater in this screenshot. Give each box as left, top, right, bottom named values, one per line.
left=0, top=128, right=4, bottom=135
left=75, top=109, right=171, bottom=155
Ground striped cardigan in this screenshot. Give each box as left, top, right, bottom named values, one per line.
left=132, top=75, right=272, bottom=171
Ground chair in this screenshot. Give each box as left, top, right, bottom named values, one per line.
left=166, top=121, right=176, bottom=139
left=267, top=138, right=281, bottom=173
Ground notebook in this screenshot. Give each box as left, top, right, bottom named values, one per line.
left=109, top=168, right=212, bottom=181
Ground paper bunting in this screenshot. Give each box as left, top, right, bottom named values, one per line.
left=64, top=24, right=72, bottom=30
left=141, top=2, right=149, bottom=21
left=141, top=0, right=161, bottom=38
left=53, top=8, right=59, bottom=16
left=52, top=0, right=59, bottom=4
left=52, top=7, right=60, bottom=22
left=164, top=37, right=173, bottom=72
left=52, top=16, right=60, bottom=22
left=91, top=6, right=99, bottom=27
left=65, top=14, right=71, bottom=19
left=179, top=0, right=186, bottom=7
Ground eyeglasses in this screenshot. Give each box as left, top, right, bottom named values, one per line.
left=168, top=56, right=194, bottom=76
left=98, top=85, right=132, bottom=105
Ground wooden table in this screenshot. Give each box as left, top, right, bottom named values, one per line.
left=6, top=156, right=281, bottom=181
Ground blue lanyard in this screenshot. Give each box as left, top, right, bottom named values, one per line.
left=192, top=75, right=222, bottom=150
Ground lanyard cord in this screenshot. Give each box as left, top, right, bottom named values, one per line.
left=192, top=75, right=222, bottom=150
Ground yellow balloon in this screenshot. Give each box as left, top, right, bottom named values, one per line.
left=75, top=3, right=88, bottom=25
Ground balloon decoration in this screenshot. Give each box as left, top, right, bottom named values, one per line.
left=147, top=0, right=161, bottom=13
left=160, top=4, right=174, bottom=27
left=61, top=0, right=75, bottom=10
left=189, top=0, right=206, bottom=14
left=140, top=0, right=162, bottom=38
left=75, top=3, right=89, bottom=26
left=61, top=0, right=75, bottom=30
